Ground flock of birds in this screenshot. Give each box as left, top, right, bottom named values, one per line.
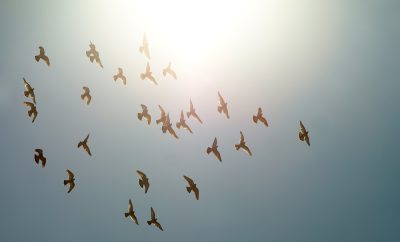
left=22, top=33, right=311, bottom=232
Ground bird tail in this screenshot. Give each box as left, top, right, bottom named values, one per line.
left=35, top=55, right=40, bottom=62
left=176, top=122, right=181, bottom=129
left=89, top=56, right=95, bottom=63
left=24, top=91, right=29, bottom=97
left=162, top=126, right=167, bottom=133
left=139, top=179, right=143, bottom=188
left=206, top=147, right=212, bottom=154
left=113, top=75, right=117, bottom=81
left=147, top=220, right=151, bottom=225
left=124, top=212, right=129, bottom=218
left=138, top=113, right=143, bottom=120
left=186, top=187, right=192, bottom=193
left=218, top=106, right=222, bottom=113
left=299, top=132, right=305, bottom=141
left=235, top=144, right=240, bottom=150
left=64, top=180, right=69, bottom=185
left=162, top=69, right=167, bottom=76
left=253, top=115, right=258, bottom=123
left=140, top=73, right=145, bottom=80
left=186, top=112, right=191, bottom=118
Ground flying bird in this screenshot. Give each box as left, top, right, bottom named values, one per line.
left=23, top=78, right=36, bottom=104
left=147, top=207, right=163, bottom=231
left=34, top=46, right=50, bottom=66
left=186, top=99, right=202, bottom=124
left=140, top=62, right=157, bottom=85
left=23, top=101, right=38, bottom=123
left=137, top=104, right=151, bottom=125
left=183, top=175, right=199, bottom=200
left=85, top=42, right=103, bottom=68
left=217, top=91, right=229, bottom=119
left=124, top=199, right=139, bottom=225
left=63, top=169, right=75, bottom=193
left=298, top=121, right=310, bottom=146
left=156, top=105, right=167, bottom=125
left=81, top=86, right=91, bottom=105
left=113, top=67, right=127, bottom=85
left=207, top=137, right=222, bottom=162
left=136, top=170, right=150, bottom=194
left=234, top=131, right=252, bottom=156
left=253, top=107, right=268, bottom=127
left=77, top=134, right=92, bottom=156
left=34, top=149, right=46, bottom=167
left=162, top=62, right=177, bottom=80
left=176, top=110, right=193, bottom=134
left=139, top=33, right=150, bottom=59
left=162, top=113, right=178, bottom=139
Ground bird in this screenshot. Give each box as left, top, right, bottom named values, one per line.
left=23, top=78, right=36, bottom=104
left=234, top=131, right=252, bottom=156
left=139, top=33, right=150, bottom=60
left=299, top=121, right=310, bottom=146
left=156, top=105, right=167, bottom=125
left=136, top=170, right=150, bottom=194
left=147, top=207, right=163, bottom=231
left=63, top=169, right=75, bottom=193
left=137, top=104, right=151, bottom=125
left=140, top=62, right=157, bottom=85
left=162, top=113, right=178, bottom=139
left=162, top=62, right=177, bottom=80
left=85, top=42, right=103, bottom=68
left=77, top=134, right=92, bottom=156
left=176, top=110, right=193, bottom=134
left=81, top=86, right=91, bottom=105
left=23, top=101, right=38, bottom=123
left=186, top=99, right=203, bottom=124
left=113, top=67, right=127, bottom=85
left=34, top=46, right=50, bottom=66
left=124, top=199, right=139, bottom=225
left=183, top=175, right=199, bottom=200
left=207, top=137, right=222, bottom=162
left=252, top=107, right=268, bottom=127
left=34, top=149, right=46, bottom=167
left=217, top=91, right=229, bottom=119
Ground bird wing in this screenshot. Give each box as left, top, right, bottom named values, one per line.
left=150, top=207, right=155, bottom=219
left=193, top=113, right=203, bottom=124
left=23, top=78, right=31, bottom=89
left=84, top=134, right=90, bottom=143
left=144, top=182, right=149, bottom=193
left=128, top=199, right=133, bottom=211
left=158, top=105, right=165, bottom=117
left=240, top=131, right=244, bottom=143
left=183, top=175, right=194, bottom=187
left=67, top=182, right=75, bottom=193
left=83, top=144, right=91, bottom=156
left=23, top=101, right=34, bottom=108
left=212, top=137, right=218, bottom=148
left=141, top=104, right=148, bottom=112
left=169, top=68, right=177, bottom=80
left=305, top=135, right=310, bottom=146
left=214, top=149, right=222, bottom=162
left=154, top=221, right=163, bottom=231
left=83, top=86, right=89, bottom=92
left=43, top=56, right=50, bottom=66
left=300, top=121, right=306, bottom=133
left=136, top=170, right=146, bottom=179
left=194, top=187, right=200, bottom=200
left=180, top=110, right=184, bottom=122
left=243, top=145, right=252, bottom=156
left=145, top=62, right=150, bottom=73
left=67, top=169, right=74, bottom=179
left=189, top=99, right=194, bottom=112
left=218, top=92, right=225, bottom=104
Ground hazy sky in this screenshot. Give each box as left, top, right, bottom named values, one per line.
left=1, top=0, right=400, bottom=241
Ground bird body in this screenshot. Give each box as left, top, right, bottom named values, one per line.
left=253, top=107, right=268, bottom=127
left=156, top=105, right=167, bottom=125
left=299, top=121, right=310, bottom=146
left=207, top=137, right=222, bottom=162
left=64, top=169, right=75, bottom=193
left=34, top=149, right=46, bottom=167
left=125, top=199, right=139, bottom=225
left=162, top=62, right=177, bottom=79
left=147, top=207, right=163, bottom=231
left=138, top=104, right=151, bottom=124
left=137, top=170, right=150, bottom=193
left=176, top=110, right=193, bottom=134
left=186, top=99, right=203, bottom=124
left=35, top=46, right=50, bottom=66
left=86, top=42, right=103, bottom=68
left=140, top=62, right=157, bottom=85
left=81, top=86, right=91, bottom=105
left=113, top=68, right=127, bottom=85
left=23, top=78, right=36, bottom=104
left=23, top=101, right=38, bottom=123
left=235, top=131, right=252, bottom=156
left=139, top=33, right=150, bottom=59
left=183, top=175, right=199, bottom=200
left=217, top=92, right=229, bottom=119
left=77, top=134, right=92, bottom=156
left=162, top=114, right=178, bottom=139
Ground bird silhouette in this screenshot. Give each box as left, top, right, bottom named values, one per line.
left=235, top=131, right=252, bottom=156
left=34, top=46, right=50, bottom=66
left=147, top=207, right=163, bottom=231
left=85, top=42, right=103, bottom=68
left=162, top=113, right=178, bottom=139
left=34, top=149, right=46, bottom=167
left=207, top=137, right=222, bottom=162
left=77, top=134, right=91, bottom=156
left=176, top=110, right=193, bottom=134
left=162, top=62, right=177, bottom=80
left=186, top=99, right=203, bottom=124
left=139, top=33, right=150, bottom=60
left=23, top=78, right=36, bottom=104
left=140, top=62, right=157, bottom=85
left=253, top=107, right=268, bottom=127
left=81, top=86, right=91, bottom=105
left=156, top=105, right=167, bottom=125
left=113, top=67, right=127, bottom=85
left=124, top=199, right=139, bottom=225
left=136, top=170, right=150, bottom=193
left=217, top=91, right=229, bottom=119
left=23, top=101, right=38, bottom=123
left=63, top=169, right=75, bottom=193
left=137, top=104, right=151, bottom=125
left=183, top=175, right=199, bottom=200
left=299, top=121, right=310, bottom=146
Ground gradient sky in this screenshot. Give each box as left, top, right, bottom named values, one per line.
left=1, top=0, right=400, bottom=241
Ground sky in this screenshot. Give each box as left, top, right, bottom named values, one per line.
left=1, top=0, right=400, bottom=241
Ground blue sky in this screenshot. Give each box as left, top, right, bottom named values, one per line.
left=1, top=0, right=400, bottom=241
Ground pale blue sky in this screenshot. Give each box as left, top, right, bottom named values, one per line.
left=1, top=0, right=400, bottom=241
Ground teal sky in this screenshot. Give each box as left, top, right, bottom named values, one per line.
left=1, top=0, right=400, bottom=241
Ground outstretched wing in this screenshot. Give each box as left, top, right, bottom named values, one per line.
left=150, top=207, right=156, bottom=220
left=240, top=131, right=244, bottom=143
left=128, top=199, right=133, bottom=211
left=212, top=137, right=218, bottom=148
left=183, top=175, right=194, bottom=187
left=158, top=105, right=165, bottom=117
left=300, top=121, right=306, bottom=133
left=145, top=62, right=150, bottom=73
left=194, top=187, right=200, bottom=200
left=218, top=91, right=225, bottom=104
left=180, top=110, right=184, bottom=121
left=305, top=135, right=310, bottom=146
left=136, top=170, right=146, bottom=179
left=189, top=99, right=194, bottom=112
left=214, top=149, right=222, bottom=162
left=141, top=104, right=148, bottom=112
left=23, top=101, right=34, bottom=108
left=84, top=145, right=92, bottom=156
left=67, top=169, right=74, bottom=179
left=154, top=221, right=163, bottom=231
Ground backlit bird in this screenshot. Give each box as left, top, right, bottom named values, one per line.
left=207, top=137, right=222, bottom=162
left=81, top=86, right=91, bottom=105
left=217, top=91, right=229, bottom=119
left=139, top=33, right=150, bottom=60
left=147, top=207, right=163, bottom=231
left=234, top=131, right=252, bottom=156
left=162, top=113, right=178, bottom=139
left=23, top=101, right=38, bottom=123
left=176, top=110, right=193, bottom=134
left=136, top=170, right=150, bottom=194
left=252, top=107, right=268, bottom=127
left=124, top=199, right=139, bottom=225
left=186, top=99, right=202, bottom=124
left=298, top=121, right=310, bottom=146
left=156, top=105, right=167, bottom=125
left=34, top=149, right=46, bottom=167
left=77, top=134, right=92, bottom=156
left=113, top=67, right=127, bottom=85
left=137, top=104, right=151, bottom=125
left=34, top=46, right=50, bottom=66
left=162, top=62, right=177, bottom=80
left=140, top=62, right=157, bottom=85
left=23, top=78, right=36, bottom=104
left=183, top=175, right=199, bottom=200
left=85, top=42, right=103, bottom=68
left=63, top=169, right=75, bottom=193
